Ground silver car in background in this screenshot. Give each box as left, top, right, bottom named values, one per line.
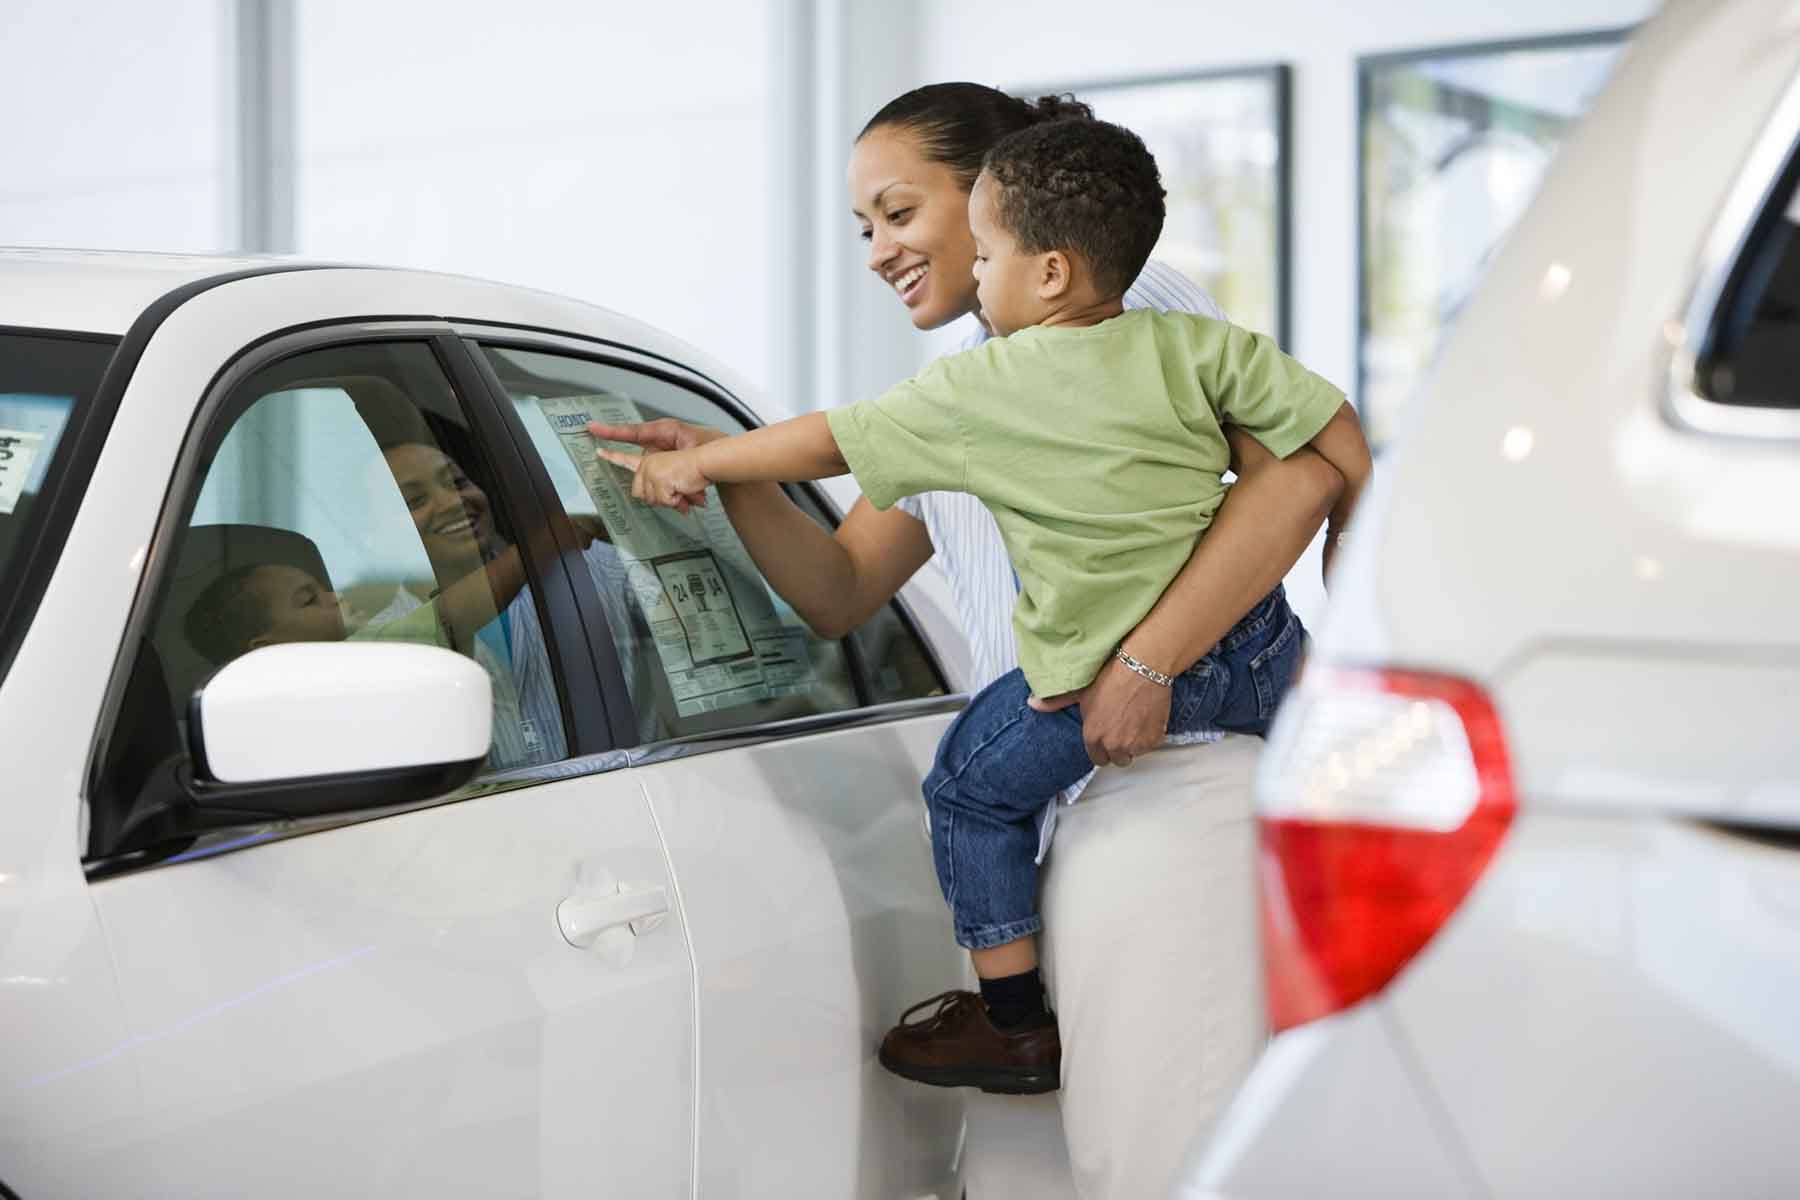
left=1182, top=0, right=1800, bottom=1195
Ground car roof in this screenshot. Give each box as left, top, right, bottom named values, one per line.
left=0, top=247, right=285, bottom=336
left=0, top=246, right=766, bottom=417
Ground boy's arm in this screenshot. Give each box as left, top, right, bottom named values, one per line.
left=597, top=412, right=848, bottom=509
left=1306, top=402, right=1373, bottom=577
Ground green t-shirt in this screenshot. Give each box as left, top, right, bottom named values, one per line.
left=826, top=308, right=1344, bottom=696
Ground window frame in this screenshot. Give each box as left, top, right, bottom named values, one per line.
left=453, top=322, right=959, bottom=761
left=83, top=320, right=632, bottom=877
left=1667, top=67, right=1800, bottom=439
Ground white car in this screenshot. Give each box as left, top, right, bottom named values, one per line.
left=0, top=250, right=970, bottom=1197
left=1181, top=1, right=1800, bottom=1196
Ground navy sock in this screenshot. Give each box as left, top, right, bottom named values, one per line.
left=979, top=968, right=1049, bottom=1031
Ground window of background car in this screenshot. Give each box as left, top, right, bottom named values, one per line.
left=478, top=343, right=944, bottom=743
left=1700, top=161, right=1800, bottom=410
left=91, top=340, right=601, bottom=858
left=0, top=331, right=117, bottom=683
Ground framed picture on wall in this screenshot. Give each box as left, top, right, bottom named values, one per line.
left=1358, top=28, right=1632, bottom=446
left=1018, top=65, right=1292, bottom=345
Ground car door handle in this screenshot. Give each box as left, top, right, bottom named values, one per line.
left=557, top=884, right=670, bottom=949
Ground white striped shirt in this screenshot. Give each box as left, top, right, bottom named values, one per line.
left=895, top=261, right=1228, bottom=858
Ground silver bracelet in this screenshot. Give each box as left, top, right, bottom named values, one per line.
left=1114, top=645, right=1174, bottom=687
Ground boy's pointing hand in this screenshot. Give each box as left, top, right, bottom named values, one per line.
left=596, top=444, right=711, bottom=515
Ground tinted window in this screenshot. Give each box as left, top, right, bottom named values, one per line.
left=94, top=340, right=648, bottom=856
left=479, top=343, right=944, bottom=742
left=0, top=331, right=116, bottom=682
left=1703, top=172, right=1800, bottom=409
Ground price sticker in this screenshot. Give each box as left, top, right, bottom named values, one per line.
left=0, top=430, right=45, bottom=516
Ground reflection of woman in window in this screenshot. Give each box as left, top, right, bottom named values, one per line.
left=370, top=440, right=657, bottom=762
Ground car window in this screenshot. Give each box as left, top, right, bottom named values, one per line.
left=0, top=331, right=117, bottom=685
left=94, top=340, right=627, bottom=855
left=478, top=343, right=944, bottom=742
left=1702, top=170, right=1800, bottom=409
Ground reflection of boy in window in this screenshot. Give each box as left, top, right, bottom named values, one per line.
left=183, top=560, right=457, bottom=666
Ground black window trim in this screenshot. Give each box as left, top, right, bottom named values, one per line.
left=83, top=318, right=622, bottom=876
left=1666, top=65, right=1800, bottom=440
left=457, top=324, right=956, bottom=735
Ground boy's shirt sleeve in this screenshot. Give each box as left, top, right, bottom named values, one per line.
left=350, top=599, right=448, bottom=646
left=824, top=365, right=969, bottom=510
left=1193, top=317, right=1346, bottom=458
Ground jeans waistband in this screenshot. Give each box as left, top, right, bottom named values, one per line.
left=1216, top=585, right=1289, bottom=653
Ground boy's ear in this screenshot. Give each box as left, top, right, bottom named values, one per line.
left=1036, top=250, right=1074, bottom=301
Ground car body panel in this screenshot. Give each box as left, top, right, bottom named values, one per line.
left=79, top=771, right=693, bottom=1198
left=1, top=254, right=968, bottom=1193
left=0, top=247, right=275, bottom=334
left=637, top=717, right=964, bottom=1199
left=1385, top=811, right=1800, bottom=1198
left=1175, top=1004, right=1478, bottom=1200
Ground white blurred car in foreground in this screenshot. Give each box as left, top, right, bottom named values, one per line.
left=0, top=250, right=967, bottom=1196
left=1181, top=1, right=1800, bottom=1196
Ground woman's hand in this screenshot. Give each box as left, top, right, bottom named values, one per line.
left=586, top=417, right=726, bottom=454
left=1028, top=656, right=1172, bottom=768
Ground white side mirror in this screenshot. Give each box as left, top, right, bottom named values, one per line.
left=195, top=642, right=492, bottom=785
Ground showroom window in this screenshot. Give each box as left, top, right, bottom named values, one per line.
left=478, top=343, right=945, bottom=743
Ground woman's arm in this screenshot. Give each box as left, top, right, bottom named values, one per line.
left=1053, top=431, right=1343, bottom=766
left=588, top=417, right=932, bottom=639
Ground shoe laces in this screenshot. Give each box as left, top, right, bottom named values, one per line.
left=896, top=989, right=980, bottom=1033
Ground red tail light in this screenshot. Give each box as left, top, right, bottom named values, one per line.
left=1257, top=668, right=1516, bottom=1033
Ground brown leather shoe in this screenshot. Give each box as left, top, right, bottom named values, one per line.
left=877, top=990, right=1061, bottom=1095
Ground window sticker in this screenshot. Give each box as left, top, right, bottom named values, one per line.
left=535, top=393, right=819, bottom=716
left=0, top=429, right=46, bottom=516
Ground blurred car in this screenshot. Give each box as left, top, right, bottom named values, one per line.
left=1179, top=1, right=1800, bottom=1196
left=0, top=248, right=968, bottom=1197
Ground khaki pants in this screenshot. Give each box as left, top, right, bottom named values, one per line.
left=962, top=733, right=1267, bottom=1200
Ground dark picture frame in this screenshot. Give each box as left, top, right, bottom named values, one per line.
left=1017, top=64, right=1293, bottom=346
left=1357, top=28, right=1633, bottom=446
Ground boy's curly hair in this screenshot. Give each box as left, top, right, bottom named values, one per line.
left=980, top=117, right=1165, bottom=298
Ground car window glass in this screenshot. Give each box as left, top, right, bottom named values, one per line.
left=478, top=343, right=944, bottom=742
left=1703, top=171, right=1800, bottom=408
left=99, top=341, right=578, bottom=860
left=0, top=332, right=116, bottom=686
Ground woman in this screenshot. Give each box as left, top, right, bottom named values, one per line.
left=601, top=84, right=1343, bottom=1198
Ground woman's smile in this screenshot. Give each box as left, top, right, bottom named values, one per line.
left=892, top=263, right=930, bottom=306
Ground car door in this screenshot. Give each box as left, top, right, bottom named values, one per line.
left=466, top=333, right=969, bottom=1199
left=76, top=320, right=696, bottom=1198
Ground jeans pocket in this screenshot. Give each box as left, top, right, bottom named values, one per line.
left=1249, top=611, right=1305, bottom=721
left=1171, top=658, right=1223, bottom=732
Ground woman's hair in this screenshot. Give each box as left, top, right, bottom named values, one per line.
left=858, top=82, right=1094, bottom=192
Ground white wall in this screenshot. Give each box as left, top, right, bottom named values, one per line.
left=0, top=0, right=232, bottom=254
left=293, top=0, right=777, bottom=394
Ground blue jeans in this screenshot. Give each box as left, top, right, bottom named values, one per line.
left=923, top=586, right=1305, bottom=950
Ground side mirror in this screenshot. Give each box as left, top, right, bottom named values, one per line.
left=186, top=641, right=492, bottom=823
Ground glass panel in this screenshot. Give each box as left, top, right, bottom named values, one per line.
left=0, top=332, right=116, bottom=677
left=1360, top=36, right=1627, bottom=445
left=1704, top=176, right=1800, bottom=409
left=482, top=343, right=942, bottom=742
left=164, top=341, right=569, bottom=772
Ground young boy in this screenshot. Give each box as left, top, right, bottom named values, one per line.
left=596, top=117, right=1372, bottom=1095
